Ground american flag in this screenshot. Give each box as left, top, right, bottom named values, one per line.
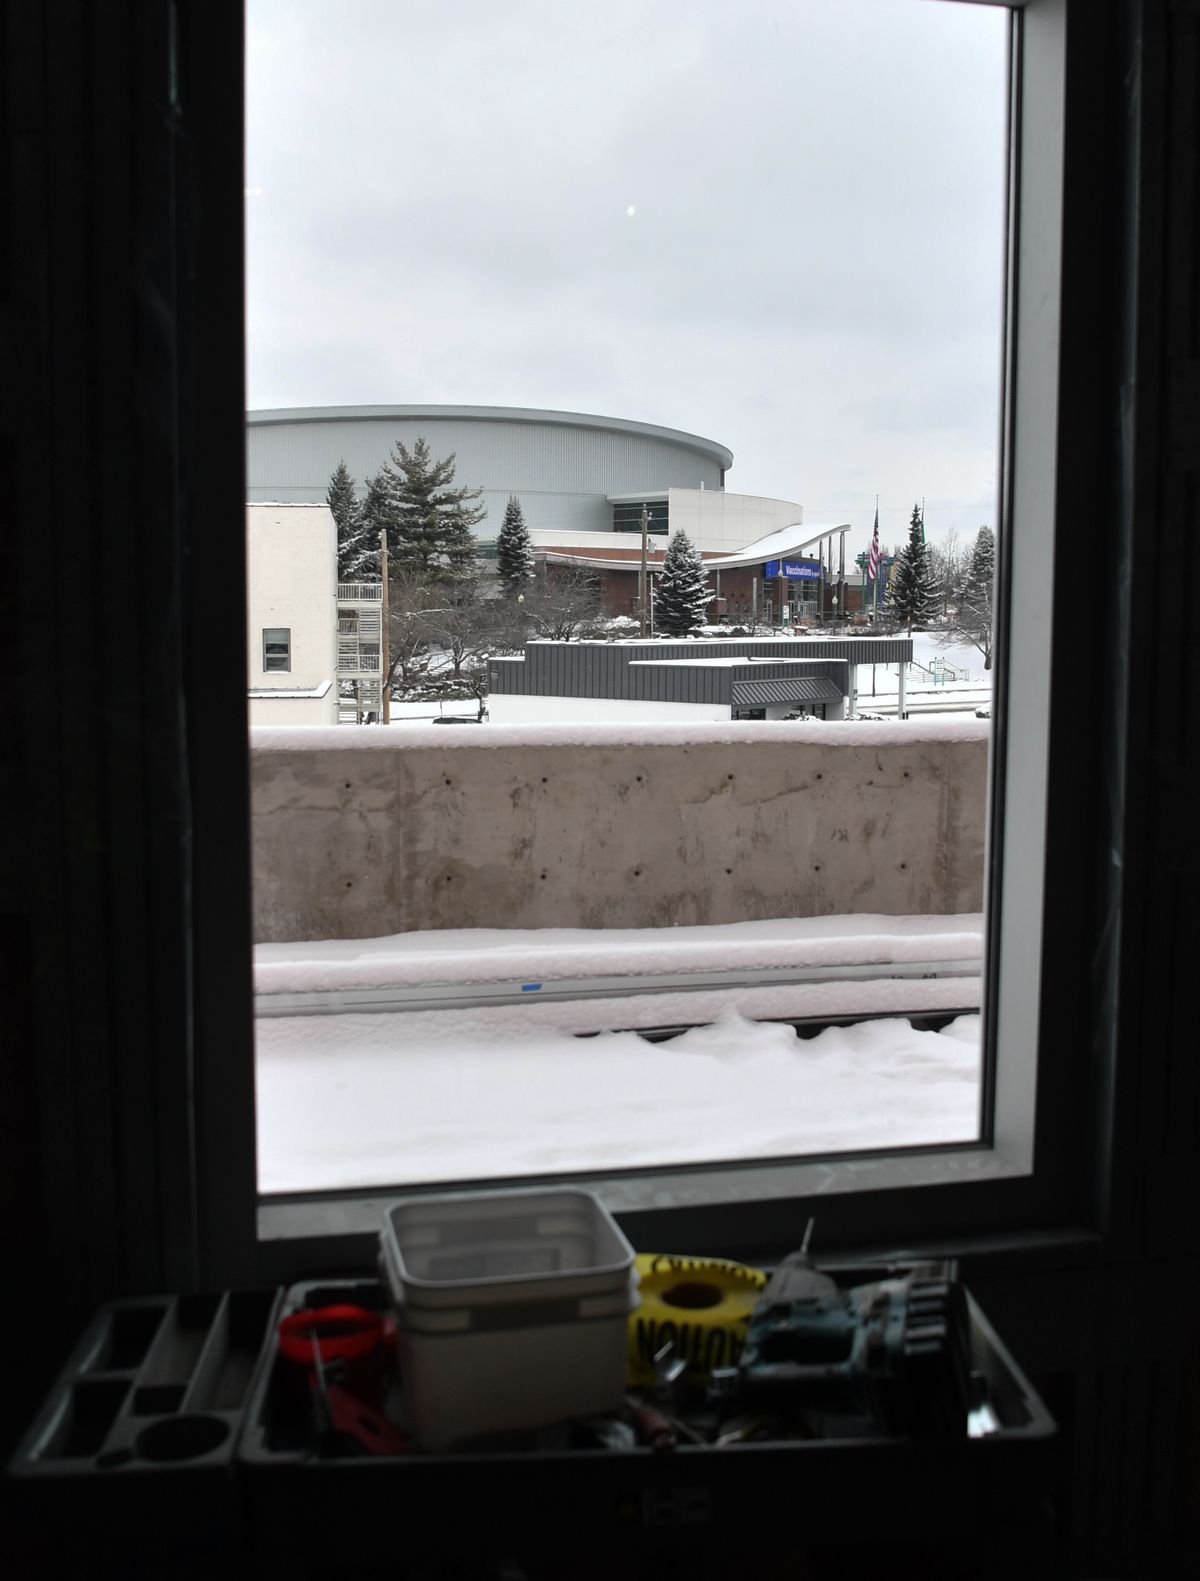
left=867, top=505, right=881, bottom=581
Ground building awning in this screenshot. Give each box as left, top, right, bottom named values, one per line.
left=730, top=677, right=844, bottom=708
left=248, top=679, right=333, bottom=700
left=532, top=519, right=851, bottom=574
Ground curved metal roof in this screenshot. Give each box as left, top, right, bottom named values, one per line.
left=246, top=404, right=734, bottom=470
left=537, top=520, right=852, bottom=572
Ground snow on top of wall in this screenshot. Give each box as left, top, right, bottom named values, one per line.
left=255, top=913, right=984, bottom=996
left=250, top=717, right=990, bottom=752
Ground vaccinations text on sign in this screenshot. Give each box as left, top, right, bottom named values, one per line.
left=764, top=559, right=821, bottom=580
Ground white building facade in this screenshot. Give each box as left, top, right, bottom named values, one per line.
left=246, top=505, right=338, bottom=724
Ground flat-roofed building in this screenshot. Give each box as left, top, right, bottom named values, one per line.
left=487, top=636, right=914, bottom=725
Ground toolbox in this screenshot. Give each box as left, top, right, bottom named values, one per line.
left=9, top=1261, right=1056, bottom=1570
left=12, top=1288, right=282, bottom=1477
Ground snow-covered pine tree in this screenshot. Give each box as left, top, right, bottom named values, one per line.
left=654, top=530, right=711, bottom=636
left=327, top=460, right=378, bottom=581
left=379, top=436, right=486, bottom=585
left=348, top=469, right=393, bottom=580
left=956, top=524, right=995, bottom=669
left=888, top=503, right=939, bottom=632
left=496, top=495, right=535, bottom=596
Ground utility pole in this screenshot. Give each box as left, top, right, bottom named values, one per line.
left=638, top=505, right=650, bottom=637
left=379, top=529, right=390, bottom=725
left=818, top=540, right=825, bottom=621
left=838, top=529, right=845, bottom=623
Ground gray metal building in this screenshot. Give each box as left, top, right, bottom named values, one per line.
left=489, top=637, right=915, bottom=721
left=246, top=405, right=733, bottom=540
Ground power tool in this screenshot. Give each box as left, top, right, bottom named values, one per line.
left=736, top=1224, right=972, bottom=1437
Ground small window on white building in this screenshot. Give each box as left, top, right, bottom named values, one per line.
left=262, top=628, right=291, bottom=672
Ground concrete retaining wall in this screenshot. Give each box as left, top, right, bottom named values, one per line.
left=250, top=728, right=988, bottom=943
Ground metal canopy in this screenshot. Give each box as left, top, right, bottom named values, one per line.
left=730, top=677, right=844, bottom=708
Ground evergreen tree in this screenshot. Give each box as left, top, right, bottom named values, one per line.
left=888, top=503, right=939, bottom=632
left=496, top=495, right=535, bottom=596
left=327, top=458, right=357, bottom=536
left=357, top=469, right=392, bottom=553
left=654, top=530, right=711, bottom=636
left=327, top=460, right=378, bottom=581
left=378, top=436, right=486, bottom=584
left=956, top=524, right=996, bottom=669
left=337, top=468, right=390, bottom=581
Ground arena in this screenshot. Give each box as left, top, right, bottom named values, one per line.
left=246, top=403, right=851, bottom=622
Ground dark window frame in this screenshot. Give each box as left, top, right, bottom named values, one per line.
left=171, top=0, right=1140, bottom=1289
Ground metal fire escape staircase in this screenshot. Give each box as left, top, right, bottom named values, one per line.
left=336, top=583, right=384, bottom=723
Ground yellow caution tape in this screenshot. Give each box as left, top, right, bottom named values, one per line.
left=628, top=1252, right=768, bottom=1386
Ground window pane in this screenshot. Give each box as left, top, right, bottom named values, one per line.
left=246, top=0, right=1007, bottom=1196
left=261, top=626, right=290, bottom=672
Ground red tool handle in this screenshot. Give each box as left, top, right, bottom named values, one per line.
left=278, top=1304, right=385, bottom=1366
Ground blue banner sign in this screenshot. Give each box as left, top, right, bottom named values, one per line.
left=764, top=558, right=821, bottom=580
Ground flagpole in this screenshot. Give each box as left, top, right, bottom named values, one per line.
left=873, top=496, right=879, bottom=622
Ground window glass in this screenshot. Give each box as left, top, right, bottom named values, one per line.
left=262, top=627, right=290, bottom=672
left=246, top=0, right=1007, bottom=1198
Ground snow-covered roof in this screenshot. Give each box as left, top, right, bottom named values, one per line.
left=537, top=519, right=851, bottom=572
left=248, top=680, right=333, bottom=699
left=629, top=656, right=845, bottom=670
left=705, top=520, right=851, bottom=568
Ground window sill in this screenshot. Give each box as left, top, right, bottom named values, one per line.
left=257, top=1137, right=1032, bottom=1245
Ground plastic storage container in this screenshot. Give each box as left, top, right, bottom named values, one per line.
left=379, top=1187, right=637, bottom=1450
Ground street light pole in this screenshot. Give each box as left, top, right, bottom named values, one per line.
left=639, top=505, right=650, bottom=637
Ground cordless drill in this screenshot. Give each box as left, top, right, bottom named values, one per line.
left=737, top=1227, right=972, bottom=1437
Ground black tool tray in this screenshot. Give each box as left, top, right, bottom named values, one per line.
left=12, top=1288, right=281, bottom=1486
left=235, top=1267, right=1056, bottom=1567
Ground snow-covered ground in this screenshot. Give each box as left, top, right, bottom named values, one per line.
left=387, top=698, right=480, bottom=723
left=256, top=1006, right=981, bottom=1192
left=853, top=634, right=989, bottom=715
left=255, top=915, right=983, bottom=1193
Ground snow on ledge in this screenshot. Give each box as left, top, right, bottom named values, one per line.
left=255, top=913, right=985, bottom=995
left=250, top=717, right=990, bottom=752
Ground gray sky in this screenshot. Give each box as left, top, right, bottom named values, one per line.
left=246, top=0, right=1008, bottom=552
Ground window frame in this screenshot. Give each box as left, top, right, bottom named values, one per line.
left=261, top=625, right=291, bottom=672
left=185, top=0, right=1134, bottom=1289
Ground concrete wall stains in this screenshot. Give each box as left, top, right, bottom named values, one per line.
left=250, top=736, right=988, bottom=943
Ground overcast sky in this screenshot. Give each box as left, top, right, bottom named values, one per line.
left=246, top=0, right=1008, bottom=551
